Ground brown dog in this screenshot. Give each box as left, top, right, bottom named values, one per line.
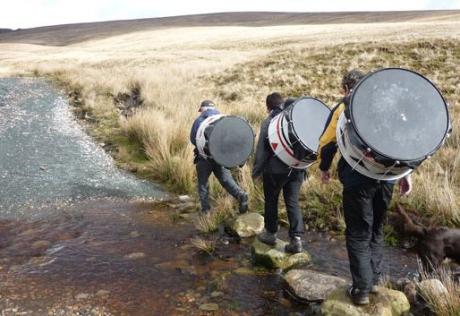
left=395, top=204, right=460, bottom=271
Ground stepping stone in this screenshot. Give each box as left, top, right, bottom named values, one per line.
left=284, top=269, right=348, bottom=302
left=251, top=238, right=310, bottom=270
left=232, top=212, right=264, bottom=237
left=321, top=286, right=410, bottom=316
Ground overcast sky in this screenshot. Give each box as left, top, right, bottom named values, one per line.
left=1, top=0, right=460, bottom=29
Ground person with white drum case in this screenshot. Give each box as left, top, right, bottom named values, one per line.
left=190, top=100, right=249, bottom=215
left=253, top=93, right=306, bottom=254
left=318, top=69, right=413, bottom=306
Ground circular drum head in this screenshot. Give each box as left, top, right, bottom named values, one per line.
left=351, top=68, right=449, bottom=161
left=290, top=97, right=331, bottom=152
left=208, top=116, right=254, bottom=168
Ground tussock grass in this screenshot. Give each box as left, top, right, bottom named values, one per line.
left=1, top=21, right=460, bottom=228
left=190, top=237, right=217, bottom=255
left=195, top=204, right=234, bottom=234
left=418, top=265, right=460, bottom=316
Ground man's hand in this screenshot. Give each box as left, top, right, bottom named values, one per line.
left=321, top=170, right=330, bottom=184
left=398, top=174, right=412, bottom=196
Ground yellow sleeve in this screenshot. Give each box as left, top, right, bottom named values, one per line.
left=318, top=103, right=345, bottom=160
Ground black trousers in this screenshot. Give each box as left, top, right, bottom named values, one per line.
left=196, top=157, right=244, bottom=212
left=343, top=182, right=394, bottom=293
left=263, top=171, right=305, bottom=238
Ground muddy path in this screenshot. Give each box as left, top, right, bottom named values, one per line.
left=0, top=78, right=420, bottom=315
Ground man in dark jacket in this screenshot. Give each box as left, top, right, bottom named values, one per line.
left=253, top=93, right=306, bottom=254
left=318, top=70, right=412, bottom=305
left=190, top=100, right=248, bottom=214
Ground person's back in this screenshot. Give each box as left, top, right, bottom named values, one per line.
left=253, top=92, right=306, bottom=254
left=191, top=100, right=248, bottom=214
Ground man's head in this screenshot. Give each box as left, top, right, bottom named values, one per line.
left=199, top=99, right=216, bottom=112
left=341, top=70, right=365, bottom=96
left=266, top=92, right=284, bottom=112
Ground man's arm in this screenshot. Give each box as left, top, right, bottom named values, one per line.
left=317, top=103, right=344, bottom=182
left=190, top=118, right=201, bottom=146
left=252, top=119, right=270, bottom=178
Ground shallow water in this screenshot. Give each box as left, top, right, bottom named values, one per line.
left=0, top=78, right=420, bottom=315
left=0, top=77, right=165, bottom=218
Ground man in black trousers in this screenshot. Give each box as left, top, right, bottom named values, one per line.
left=253, top=93, right=305, bottom=253
left=318, top=70, right=412, bottom=305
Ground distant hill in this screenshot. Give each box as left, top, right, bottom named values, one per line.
left=0, top=10, right=459, bottom=46
left=0, top=28, right=12, bottom=34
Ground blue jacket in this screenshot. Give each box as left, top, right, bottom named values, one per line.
left=190, top=108, right=220, bottom=146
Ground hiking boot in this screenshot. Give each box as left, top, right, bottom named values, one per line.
left=238, top=193, right=248, bottom=214
left=285, top=236, right=303, bottom=254
left=347, top=286, right=370, bottom=305
left=370, top=285, right=379, bottom=294
left=258, top=229, right=277, bottom=246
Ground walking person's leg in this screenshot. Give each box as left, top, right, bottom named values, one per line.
left=370, top=182, right=394, bottom=291
left=258, top=172, right=284, bottom=245
left=283, top=171, right=305, bottom=253
left=343, top=184, right=377, bottom=305
left=212, top=163, right=248, bottom=213
left=196, top=158, right=213, bottom=213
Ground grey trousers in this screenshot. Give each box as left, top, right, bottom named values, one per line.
left=195, top=157, right=244, bottom=212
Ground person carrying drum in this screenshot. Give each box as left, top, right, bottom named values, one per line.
left=190, top=100, right=249, bottom=215
left=318, top=70, right=412, bottom=305
left=253, top=93, right=306, bottom=254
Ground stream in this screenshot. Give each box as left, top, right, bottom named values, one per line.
left=0, top=78, right=419, bottom=315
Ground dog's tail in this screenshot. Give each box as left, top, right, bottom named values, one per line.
left=395, top=204, right=426, bottom=238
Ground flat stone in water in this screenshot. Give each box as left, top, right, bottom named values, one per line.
left=251, top=238, right=311, bottom=270
left=124, top=252, right=146, bottom=260
left=232, top=212, right=264, bottom=238
left=321, top=286, right=410, bottom=316
left=199, top=303, right=219, bottom=311
left=284, top=269, right=348, bottom=302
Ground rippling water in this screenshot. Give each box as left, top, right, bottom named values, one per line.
left=0, top=78, right=165, bottom=217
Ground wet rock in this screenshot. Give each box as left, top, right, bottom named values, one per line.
left=96, top=290, right=110, bottom=297
left=199, top=303, right=219, bottom=311
left=284, top=269, right=348, bottom=302
left=178, top=195, right=192, bottom=202
left=232, top=212, right=264, bottom=238
left=234, top=267, right=255, bottom=275
left=129, top=231, right=141, bottom=238
left=418, top=279, right=448, bottom=297
left=32, top=240, right=51, bottom=249
left=321, top=286, right=410, bottom=316
left=75, top=293, right=90, bottom=301
left=124, top=252, right=146, bottom=260
left=251, top=238, right=311, bottom=270
left=210, top=291, right=223, bottom=298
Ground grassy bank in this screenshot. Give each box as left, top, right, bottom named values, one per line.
left=1, top=22, right=459, bottom=231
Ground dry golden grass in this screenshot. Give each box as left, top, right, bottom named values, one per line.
left=1, top=19, right=459, bottom=227
left=418, top=265, right=460, bottom=316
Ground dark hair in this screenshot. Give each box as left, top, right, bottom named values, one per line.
left=266, top=92, right=284, bottom=111
left=342, top=69, right=365, bottom=92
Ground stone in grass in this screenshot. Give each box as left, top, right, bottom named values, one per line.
left=418, top=279, right=448, bottom=297
left=284, top=269, right=348, bottom=302
left=232, top=212, right=265, bottom=238
left=321, top=286, right=410, bottom=316
left=251, top=238, right=311, bottom=270
left=199, top=303, right=219, bottom=311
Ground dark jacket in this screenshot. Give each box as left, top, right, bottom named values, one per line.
left=318, top=96, right=392, bottom=188
left=190, top=108, right=220, bottom=161
left=252, top=106, right=305, bottom=177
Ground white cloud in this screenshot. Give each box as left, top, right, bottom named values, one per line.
left=1, top=0, right=459, bottom=29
